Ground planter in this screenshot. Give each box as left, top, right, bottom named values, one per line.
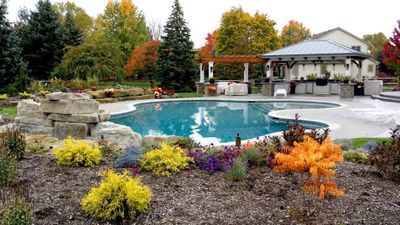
left=354, top=87, right=364, bottom=96
left=315, top=79, right=328, bottom=86
left=290, top=86, right=296, bottom=94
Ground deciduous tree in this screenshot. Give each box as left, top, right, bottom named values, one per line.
left=125, top=40, right=160, bottom=80
left=280, top=20, right=311, bottom=47
left=199, top=31, right=217, bottom=58
left=156, top=0, right=196, bottom=91
left=382, top=20, right=400, bottom=86
left=363, top=32, right=387, bottom=60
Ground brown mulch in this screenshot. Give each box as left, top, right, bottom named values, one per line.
left=1, top=153, right=399, bottom=225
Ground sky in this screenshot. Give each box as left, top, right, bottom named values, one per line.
left=6, top=0, right=400, bottom=48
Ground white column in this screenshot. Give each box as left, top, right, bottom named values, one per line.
left=357, top=60, right=362, bottom=80
left=265, top=61, right=272, bottom=78
left=285, top=65, right=291, bottom=80
left=243, top=63, right=249, bottom=82
left=208, top=62, right=214, bottom=79
left=199, top=63, right=205, bottom=83
left=345, top=58, right=352, bottom=76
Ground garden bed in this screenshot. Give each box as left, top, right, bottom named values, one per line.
left=4, top=153, right=400, bottom=225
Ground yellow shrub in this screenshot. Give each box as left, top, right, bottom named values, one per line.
left=19, top=91, right=32, bottom=99
left=141, top=142, right=193, bottom=176
left=81, top=170, right=152, bottom=221
left=39, top=89, right=49, bottom=96
left=0, top=94, right=8, bottom=100
left=54, top=137, right=102, bottom=167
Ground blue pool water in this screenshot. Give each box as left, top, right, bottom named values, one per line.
left=111, top=100, right=336, bottom=145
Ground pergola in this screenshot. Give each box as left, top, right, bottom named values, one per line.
left=260, top=40, right=371, bottom=80
left=198, top=39, right=371, bottom=83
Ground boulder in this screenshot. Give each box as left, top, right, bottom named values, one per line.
left=87, top=90, right=106, bottom=99
left=144, top=89, right=154, bottom=95
left=118, top=96, right=137, bottom=101
left=48, top=113, right=99, bottom=123
left=46, top=92, right=91, bottom=101
left=114, top=90, right=129, bottom=98
left=16, top=116, right=53, bottom=127
left=20, top=124, right=54, bottom=136
left=17, top=100, right=42, bottom=117
left=96, top=98, right=119, bottom=104
left=91, top=122, right=142, bottom=148
left=135, top=95, right=155, bottom=100
left=98, top=110, right=110, bottom=122
left=54, top=122, right=89, bottom=139
left=360, top=140, right=378, bottom=152
left=143, top=135, right=182, bottom=146
left=114, top=146, right=144, bottom=168
left=127, top=88, right=144, bottom=96
left=41, top=99, right=99, bottom=114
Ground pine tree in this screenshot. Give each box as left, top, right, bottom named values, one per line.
left=0, top=0, right=26, bottom=93
left=21, top=0, right=65, bottom=80
left=63, top=10, right=83, bottom=46
left=156, top=0, right=196, bottom=91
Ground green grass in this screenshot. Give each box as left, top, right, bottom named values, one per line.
left=177, top=92, right=203, bottom=98
left=351, top=137, right=391, bottom=148
left=0, top=106, right=17, bottom=117
left=99, top=80, right=159, bottom=88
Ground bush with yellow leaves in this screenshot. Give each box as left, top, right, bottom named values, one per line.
left=141, top=142, right=193, bottom=176
left=54, top=136, right=102, bottom=167
left=274, top=135, right=344, bottom=199
left=81, top=170, right=152, bottom=221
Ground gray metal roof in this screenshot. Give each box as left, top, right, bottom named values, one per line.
left=260, top=40, right=370, bottom=59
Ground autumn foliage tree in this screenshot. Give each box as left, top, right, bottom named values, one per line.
left=274, top=136, right=344, bottom=199
left=382, top=20, right=400, bottom=87
left=280, top=20, right=311, bottom=47
left=199, top=31, right=217, bottom=58
left=125, top=40, right=160, bottom=80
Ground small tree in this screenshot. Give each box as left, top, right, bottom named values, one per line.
left=156, top=0, right=196, bottom=91
left=382, top=20, right=400, bottom=87
left=280, top=20, right=311, bottom=47
left=125, top=40, right=160, bottom=80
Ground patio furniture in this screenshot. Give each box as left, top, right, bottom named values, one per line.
left=225, top=83, right=248, bottom=96
left=274, top=89, right=287, bottom=98
left=217, top=82, right=230, bottom=94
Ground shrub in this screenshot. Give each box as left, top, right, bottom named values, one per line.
left=28, top=80, right=44, bottom=94
left=274, top=135, right=344, bottom=199
left=39, top=90, right=49, bottom=97
left=141, top=142, right=192, bottom=176
left=86, top=75, right=99, bottom=89
left=81, top=170, right=152, bottom=221
left=49, top=77, right=65, bottom=90
left=369, top=129, right=400, bottom=181
left=0, top=94, right=8, bottom=100
left=226, top=158, right=247, bottom=181
left=0, top=124, right=26, bottom=160
left=244, top=147, right=260, bottom=165
left=343, top=151, right=369, bottom=164
left=188, top=146, right=241, bottom=173
left=2, top=198, right=32, bottom=225
left=53, top=137, right=102, bottom=167
left=0, top=152, right=16, bottom=187
left=171, top=137, right=201, bottom=150
left=18, top=91, right=32, bottom=99
left=69, top=78, right=84, bottom=89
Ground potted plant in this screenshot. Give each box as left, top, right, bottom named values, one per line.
left=264, top=77, right=270, bottom=83
left=209, top=78, right=215, bottom=84
left=342, top=76, right=351, bottom=84
left=104, top=88, right=115, bottom=98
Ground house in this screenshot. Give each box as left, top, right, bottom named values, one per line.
left=309, top=27, right=377, bottom=78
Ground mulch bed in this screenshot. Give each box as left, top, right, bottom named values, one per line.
left=1, top=153, right=399, bottom=225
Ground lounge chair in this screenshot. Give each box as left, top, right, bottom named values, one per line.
left=274, top=89, right=287, bottom=98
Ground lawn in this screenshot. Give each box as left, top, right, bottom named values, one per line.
left=0, top=106, right=17, bottom=117
left=351, top=137, right=391, bottom=148
left=177, top=92, right=203, bottom=98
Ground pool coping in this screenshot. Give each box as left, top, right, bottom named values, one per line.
left=109, top=97, right=346, bottom=145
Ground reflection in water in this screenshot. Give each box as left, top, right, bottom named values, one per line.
left=111, top=101, right=333, bottom=145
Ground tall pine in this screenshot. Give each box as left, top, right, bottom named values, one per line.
left=0, top=0, right=26, bottom=93
left=156, top=0, right=196, bottom=91
left=21, top=0, right=65, bottom=80
left=63, top=10, right=83, bottom=46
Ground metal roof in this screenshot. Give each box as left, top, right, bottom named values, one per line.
left=260, top=40, right=370, bottom=60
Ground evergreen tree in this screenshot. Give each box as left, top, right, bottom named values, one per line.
left=63, top=10, right=83, bottom=46
left=156, top=0, right=196, bottom=91
left=0, top=0, right=27, bottom=93
left=21, top=0, right=65, bottom=80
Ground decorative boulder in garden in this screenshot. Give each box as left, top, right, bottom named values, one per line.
left=114, top=146, right=144, bottom=168
left=91, top=122, right=142, bottom=149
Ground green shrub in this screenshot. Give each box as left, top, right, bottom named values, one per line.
left=0, top=153, right=16, bottom=187
left=2, top=198, right=32, bottom=225
left=69, top=78, right=84, bottom=89
left=86, top=75, right=99, bottom=89
left=226, top=158, right=247, bottom=181
left=1, top=124, right=26, bottom=160
left=28, top=80, right=44, bottom=94
left=244, top=147, right=260, bottom=165
left=369, top=129, right=400, bottom=181
left=343, top=151, right=368, bottom=164
left=54, top=137, right=102, bottom=167
left=171, top=137, right=200, bottom=150
left=141, top=142, right=193, bottom=176
left=49, top=77, right=65, bottom=90
left=81, top=170, right=152, bottom=221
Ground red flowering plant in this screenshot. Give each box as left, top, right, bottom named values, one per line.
left=130, top=163, right=143, bottom=175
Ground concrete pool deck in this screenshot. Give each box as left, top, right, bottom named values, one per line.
left=100, top=95, right=400, bottom=140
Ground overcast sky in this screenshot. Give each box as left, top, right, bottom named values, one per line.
left=6, top=0, right=400, bottom=48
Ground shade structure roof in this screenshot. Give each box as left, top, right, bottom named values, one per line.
left=260, top=40, right=370, bottom=60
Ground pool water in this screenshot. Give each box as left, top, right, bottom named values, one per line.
left=111, top=101, right=335, bottom=145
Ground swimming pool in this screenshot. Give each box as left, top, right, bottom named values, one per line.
left=111, top=100, right=338, bottom=145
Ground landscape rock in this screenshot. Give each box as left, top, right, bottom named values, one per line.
left=54, top=122, right=89, bottom=139
left=48, top=113, right=99, bottom=123
left=114, top=90, right=129, bottom=98
left=17, top=100, right=42, bottom=117
left=87, top=90, right=106, bottom=99
left=144, top=89, right=154, bottom=95
left=20, top=124, right=54, bottom=135
left=127, top=88, right=144, bottom=96
left=46, top=92, right=91, bottom=101
left=98, top=110, right=110, bottom=122
left=114, top=146, right=144, bottom=168
left=91, top=122, right=142, bottom=148
left=360, top=140, right=378, bottom=152
left=135, top=94, right=155, bottom=100
left=41, top=99, right=99, bottom=114
left=143, top=135, right=182, bottom=146
left=16, top=116, right=53, bottom=127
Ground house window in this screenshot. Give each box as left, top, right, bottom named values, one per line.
left=351, top=46, right=361, bottom=51
left=368, top=64, right=374, bottom=73
left=320, top=64, right=328, bottom=74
